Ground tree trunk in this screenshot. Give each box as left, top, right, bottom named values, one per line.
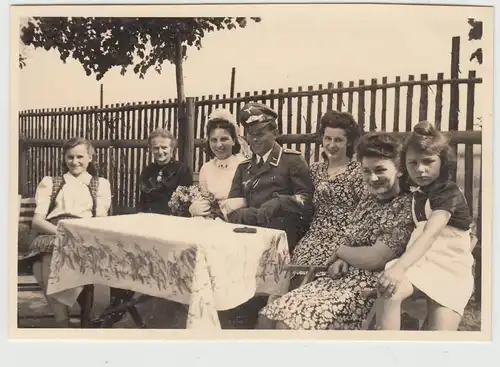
left=175, top=36, right=185, bottom=105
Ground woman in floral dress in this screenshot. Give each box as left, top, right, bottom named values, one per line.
left=291, top=111, right=365, bottom=268
left=257, top=132, right=415, bottom=330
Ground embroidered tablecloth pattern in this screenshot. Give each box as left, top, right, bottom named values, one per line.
left=46, top=213, right=290, bottom=329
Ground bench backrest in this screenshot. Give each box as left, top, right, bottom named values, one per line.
left=18, top=196, right=36, bottom=226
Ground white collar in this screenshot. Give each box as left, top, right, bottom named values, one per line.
left=257, top=148, right=273, bottom=163
left=63, top=171, right=92, bottom=186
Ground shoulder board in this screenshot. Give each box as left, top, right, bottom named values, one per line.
left=283, top=148, right=302, bottom=155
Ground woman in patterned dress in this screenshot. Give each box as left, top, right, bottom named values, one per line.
left=257, top=132, right=414, bottom=330
left=21, top=137, right=112, bottom=327
left=291, top=110, right=364, bottom=272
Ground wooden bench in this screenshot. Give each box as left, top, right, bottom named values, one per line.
left=18, top=196, right=96, bottom=328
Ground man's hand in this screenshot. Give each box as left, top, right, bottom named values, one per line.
left=256, top=198, right=281, bottom=226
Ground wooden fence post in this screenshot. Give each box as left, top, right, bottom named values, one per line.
left=18, top=136, right=28, bottom=197
left=449, top=36, right=460, bottom=181
left=178, top=97, right=195, bottom=174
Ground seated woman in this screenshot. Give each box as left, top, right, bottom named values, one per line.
left=189, top=108, right=246, bottom=218
left=19, top=137, right=111, bottom=327
left=137, top=128, right=193, bottom=214
left=257, top=132, right=415, bottom=330
left=291, top=110, right=364, bottom=272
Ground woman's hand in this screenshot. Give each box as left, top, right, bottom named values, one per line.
left=377, top=265, right=406, bottom=298
left=327, top=259, right=349, bottom=280
left=189, top=199, right=211, bottom=217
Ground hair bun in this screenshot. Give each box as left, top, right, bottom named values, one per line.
left=413, top=121, right=437, bottom=137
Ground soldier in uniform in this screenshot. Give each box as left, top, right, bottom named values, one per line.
left=219, top=102, right=314, bottom=329
left=225, top=102, right=314, bottom=252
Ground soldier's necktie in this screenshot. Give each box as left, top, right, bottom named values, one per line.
left=257, top=157, right=264, bottom=168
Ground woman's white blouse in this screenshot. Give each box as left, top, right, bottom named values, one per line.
left=34, top=171, right=112, bottom=220
left=198, top=154, right=245, bottom=203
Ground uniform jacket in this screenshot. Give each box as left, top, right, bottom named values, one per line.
left=227, top=142, right=314, bottom=248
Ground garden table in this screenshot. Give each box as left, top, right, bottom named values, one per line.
left=46, top=213, right=290, bottom=329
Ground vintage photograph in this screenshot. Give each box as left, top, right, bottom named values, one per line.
left=11, top=3, right=493, bottom=339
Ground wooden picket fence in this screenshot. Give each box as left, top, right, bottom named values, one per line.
left=18, top=71, right=482, bottom=216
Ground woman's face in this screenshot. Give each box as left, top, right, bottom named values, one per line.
left=150, top=136, right=174, bottom=165
left=405, top=147, right=442, bottom=187
left=322, top=127, right=349, bottom=161
left=209, top=127, right=235, bottom=160
left=65, top=144, right=91, bottom=177
left=361, top=157, right=401, bottom=200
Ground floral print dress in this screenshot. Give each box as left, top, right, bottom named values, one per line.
left=291, top=160, right=365, bottom=266
left=260, top=191, right=414, bottom=330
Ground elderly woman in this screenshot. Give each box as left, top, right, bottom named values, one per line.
left=257, top=132, right=415, bottom=330
left=137, top=128, right=193, bottom=214
left=291, top=111, right=365, bottom=271
left=189, top=109, right=247, bottom=218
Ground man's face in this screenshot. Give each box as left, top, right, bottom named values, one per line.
left=246, top=124, right=277, bottom=156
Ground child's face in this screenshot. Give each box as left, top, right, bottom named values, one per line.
left=65, top=144, right=92, bottom=177
left=405, top=147, right=442, bottom=186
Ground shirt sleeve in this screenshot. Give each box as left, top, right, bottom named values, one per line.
left=96, top=178, right=112, bottom=217
left=429, top=181, right=467, bottom=216
left=34, top=176, right=54, bottom=216
left=377, top=196, right=414, bottom=257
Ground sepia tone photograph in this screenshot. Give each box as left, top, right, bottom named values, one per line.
left=10, top=3, right=494, bottom=341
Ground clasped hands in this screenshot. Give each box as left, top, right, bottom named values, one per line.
left=325, top=254, right=349, bottom=280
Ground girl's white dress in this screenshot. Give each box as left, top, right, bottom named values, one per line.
left=387, top=180, right=474, bottom=315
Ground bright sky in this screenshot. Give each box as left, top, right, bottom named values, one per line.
left=17, top=4, right=493, bottom=125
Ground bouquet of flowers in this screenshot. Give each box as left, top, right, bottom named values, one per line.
left=168, top=185, right=224, bottom=220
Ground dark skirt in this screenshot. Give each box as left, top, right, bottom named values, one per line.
left=19, top=215, right=80, bottom=261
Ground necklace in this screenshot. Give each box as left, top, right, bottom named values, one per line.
left=215, top=156, right=233, bottom=169
left=156, top=165, right=169, bottom=183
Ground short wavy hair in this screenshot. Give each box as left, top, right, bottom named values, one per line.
left=402, top=121, right=455, bottom=182
left=356, top=131, right=409, bottom=192
left=61, top=137, right=98, bottom=176
left=318, top=110, right=362, bottom=159
left=147, top=128, right=177, bottom=150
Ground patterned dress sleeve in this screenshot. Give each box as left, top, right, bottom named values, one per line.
left=377, top=194, right=414, bottom=257
left=34, top=176, right=53, bottom=216
left=428, top=181, right=472, bottom=230
left=350, top=163, right=366, bottom=203
left=96, top=177, right=112, bottom=216
left=309, top=162, right=322, bottom=188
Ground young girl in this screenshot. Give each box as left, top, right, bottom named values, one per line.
left=375, top=121, right=474, bottom=331
left=21, top=137, right=112, bottom=327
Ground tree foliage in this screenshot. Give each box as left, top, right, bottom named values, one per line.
left=467, top=18, right=483, bottom=65
left=20, top=17, right=261, bottom=79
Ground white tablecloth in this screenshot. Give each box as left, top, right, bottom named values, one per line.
left=46, top=213, right=290, bottom=329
